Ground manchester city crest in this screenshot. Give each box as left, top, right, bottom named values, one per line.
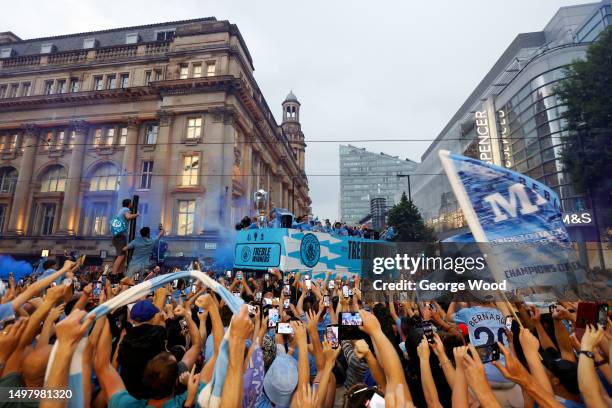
left=300, top=233, right=320, bottom=268
left=241, top=246, right=252, bottom=263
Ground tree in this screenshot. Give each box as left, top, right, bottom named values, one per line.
left=387, top=192, right=436, bottom=242
left=555, top=27, right=612, bottom=232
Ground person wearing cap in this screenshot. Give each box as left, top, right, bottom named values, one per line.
left=117, top=299, right=167, bottom=399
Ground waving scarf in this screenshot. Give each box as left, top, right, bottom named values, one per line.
left=45, top=270, right=243, bottom=408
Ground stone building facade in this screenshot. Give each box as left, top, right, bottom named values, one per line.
left=0, top=18, right=310, bottom=261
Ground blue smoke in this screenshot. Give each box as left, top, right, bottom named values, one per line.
left=0, top=255, right=34, bottom=280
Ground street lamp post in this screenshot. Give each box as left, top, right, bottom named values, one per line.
left=397, top=174, right=411, bottom=202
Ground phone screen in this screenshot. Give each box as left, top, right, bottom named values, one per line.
left=342, top=285, right=349, bottom=298
left=283, top=284, right=291, bottom=296
left=305, top=279, right=312, bottom=290
left=341, top=312, right=362, bottom=326
left=277, top=322, right=293, bottom=334
left=325, top=325, right=339, bottom=348
left=236, top=271, right=243, bottom=280
left=324, top=295, right=330, bottom=307
left=283, top=299, right=290, bottom=309
left=248, top=304, right=257, bottom=317
left=268, top=308, right=279, bottom=327
left=475, top=343, right=500, bottom=363
left=226, top=270, right=232, bottom=278
left=172, top=279, right=178, bottom=288
left=166, top=295, right=172, bottom=305
left=505, top=316, right=513, bottom=331
left=597, top=303, right=608, bottom=328
left=422, top=321, right=435, bottom=344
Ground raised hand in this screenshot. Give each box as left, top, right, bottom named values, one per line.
left=580, top=324, right=604, bottom=352
left=353, top=339, right=370, bottom=359
left=291, top=320, right=307, bottom=346
left=229, top=305, right=254, bottom=341
left=55, top=309, right=96, bottom=349
left=322, top=340, right=342, bottom=361
left=358, top=309, right=382, bottom=335
left=492, top=342, right=530, bottom=385
left=417, top=336, right=430, bottom=360
left=518, top=328, right=540, bottom=356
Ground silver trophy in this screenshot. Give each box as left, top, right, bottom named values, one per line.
left=253, top=189, right=269, bottom=228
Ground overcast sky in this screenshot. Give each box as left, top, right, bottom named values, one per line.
left=1, top=0, right=589, bottom=220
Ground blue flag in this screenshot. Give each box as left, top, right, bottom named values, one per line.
left=439, top=150, right=584, bottom=291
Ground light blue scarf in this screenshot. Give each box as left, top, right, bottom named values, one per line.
left=45, top=270, right=243, bottom=408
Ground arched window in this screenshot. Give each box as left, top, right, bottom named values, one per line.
left=0, top=167, right=17, bottom=193
left=89, top=163, right=119, bottom=192
left=40, top=165, right=67, bottom=193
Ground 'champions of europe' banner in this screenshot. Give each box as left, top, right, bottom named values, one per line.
left=438, top=150, right=585, bottom=293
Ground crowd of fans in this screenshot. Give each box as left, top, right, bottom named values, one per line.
left=235, top=210, right=395, bottom=241
left=0, top=255, right=611, bottom=407
left=0, top=200, right=609, bottom=407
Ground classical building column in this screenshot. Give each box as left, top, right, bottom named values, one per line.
left=57, top=120, right=88, bottom=235
left=7, top=124, right=38, bottom=235
left=117, top=117, right=140, bottom=201
left=153, top=111, right=174, bottom=229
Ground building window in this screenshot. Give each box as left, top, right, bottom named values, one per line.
left=56, top=80, right=66, bottom=94
left=155, top=70, right=163, bottom=81
left=40, top=165, right=67, bottom=192
left=0, top=167, right=17, bottom=193
left=90, top=202, right=108, bottom=236
left=20, top=82, right=30, bottom=96
left=69, top=78, right=79, bottom=93
left=119, top=127, right=128, bottom=146
left=0, top=135, right=18, bottom=154
left=140, top=160, right=154, bottom=189
left=144, top=70, right=152, bottom=85
left=93, top=128, right=103, bottom=147
left=120, top=73, right=129, bottom=88
left=83, top=38, right=97, bottom=49
left=145, top=124, right=158, bottom=144
left=0, top=85, right=6, bottom=98
left=125, top=33, right=139, bottom=44
left=8, top=84, right=18, bottom=98
left=137, top=202, right=149, bottom=229
left=179, top=65, right=189, bottom=79
left=89, top=164, right=119, bottom=192
left=34, top=203, right=57, bottom=236
left=0, top=204, right=6, bottom=233
left=206, top=62, right=216, bottom=77
left=105, top=128, right=115, bottom=146
left=44, top=80, right=54, bottom=95
left=186, top=117, right=202, bottom=139
left=68, top=131, right=76, bottom=149
left=156, top=30, right=175, bottom=41
left=106, top=75, right=116, bottom=90
left=181, top=155, right=199, bottom=186
left=177, top=199, right=195, bottom=235
left=192, top=64, right=202, bottom=78
left=93, top=76, right=103, bottom=91
left=54, top=131, right=65, bottom=150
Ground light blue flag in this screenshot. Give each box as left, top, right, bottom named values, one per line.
left=439, top=150, right=585, bottom=292
left=45, top=270, right=242, bottom=408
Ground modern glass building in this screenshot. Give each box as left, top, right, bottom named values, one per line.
left=339, top=145, right=417, bottom=225
left=412, top=1, right=611, bottom=265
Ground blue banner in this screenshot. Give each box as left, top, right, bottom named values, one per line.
left=439, top=150, right=584, bottom=290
